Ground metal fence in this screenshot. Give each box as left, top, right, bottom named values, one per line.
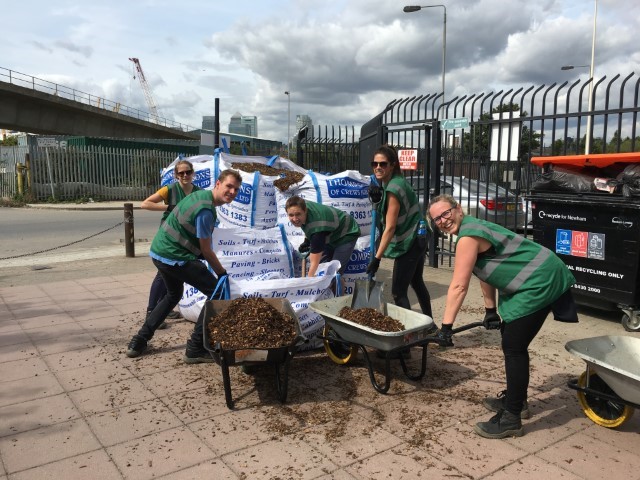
left=0, top=145, right=29, bottom=199
left=2, top=145, right=176, bottom=201
left=296, top=125, right=359, bottom=173
left=367, top=73, right=640, bottom=265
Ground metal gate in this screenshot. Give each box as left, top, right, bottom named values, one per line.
left=358, top=73, right=640, bottom=267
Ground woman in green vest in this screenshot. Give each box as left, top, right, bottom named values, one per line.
left=428, top=193, right=577, bottom=439
left=366, top=144, right=433, bottom=319
left=141, top=159, right=200, bottom=327
left=285, top=196, right=361, bottom=278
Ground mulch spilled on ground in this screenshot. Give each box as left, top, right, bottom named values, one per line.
left=338, top=306, right=404, bottom=332
left=230, top=162, right=304, bottom=191
left=207, top=297, right=298, bottom=349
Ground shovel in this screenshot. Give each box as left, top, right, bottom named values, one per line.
left=352, top=274, right=385, bottom=311
left=351, top=199, right=385, bottom=312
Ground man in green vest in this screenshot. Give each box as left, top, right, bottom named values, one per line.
left=126, top=169, right=243, bottom=363
left=428, top=193, right=577, bottom=439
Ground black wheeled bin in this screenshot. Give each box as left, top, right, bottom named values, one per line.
left=528, top=152, right=640, bottom=332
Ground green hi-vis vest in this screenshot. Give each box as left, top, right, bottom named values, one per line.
left=377, top=175, right=421, bottom=258
left=161, top=182, right=201, bottom=223
left=457, top=216, right=576, bottom=322
left=302, top=201, right=361, bottom=248
left=151, top=189, right=216, bottom=261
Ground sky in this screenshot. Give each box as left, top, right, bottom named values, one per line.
left=3, top=0, right=639, bottom=144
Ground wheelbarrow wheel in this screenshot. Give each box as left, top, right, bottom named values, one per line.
left=622, top=313, right=640, bottom=332
left=323, top=324, right=357, bottom=365
left=577, top=371, right=634, bottom=428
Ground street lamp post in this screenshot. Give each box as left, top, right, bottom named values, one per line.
left=284, top=91, right=291, bottom=158
left=403, top=5, right=447, bottom=107
left=561, top=0, right=597, bottom=154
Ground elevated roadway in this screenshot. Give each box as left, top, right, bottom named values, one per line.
left=0, top=68, right=198, bottom=140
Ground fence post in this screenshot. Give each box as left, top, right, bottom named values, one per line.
left=124, top=203, right=135, bottom=258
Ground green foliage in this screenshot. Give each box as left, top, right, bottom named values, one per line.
left=0, top=135, right=18, bottom=146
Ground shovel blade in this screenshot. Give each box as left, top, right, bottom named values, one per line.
left=352, top=279, right=385, bottom=312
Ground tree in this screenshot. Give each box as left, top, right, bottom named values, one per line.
left=0, top=135, right=18, bottom=146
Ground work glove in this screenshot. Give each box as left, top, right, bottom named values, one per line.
left=368, top=185, right=383, bottom=205
left=483, top=307, right=502, bottom=330
left=166, top=204, right=175, bottom=213
left=298, top=238, right=311, bottom=259
left=433, top=323, right=454, bottom=347
left=366, top=256, right=380, bottom=275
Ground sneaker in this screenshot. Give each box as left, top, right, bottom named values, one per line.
left=126, top=335, right=147, bottom=358
left=483, top=390, right=530, bottom=419
left=156, top=321, right=168, bottom=330
left=166, top=310, right=182, bottom=319
left=183, top=349, right=215, bottom=364
left=474, top=409, right=524, bottom=439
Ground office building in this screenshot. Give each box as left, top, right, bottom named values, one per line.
left=202, top=116, right=216, bottom=131
left=296, top=114, right=313, bottom=134
left=229, top=113, right=258, bottom=137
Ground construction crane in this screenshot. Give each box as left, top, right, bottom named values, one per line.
left=128, top=57, right=161, bottom=119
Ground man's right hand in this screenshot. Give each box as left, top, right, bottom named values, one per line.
left=298, top=238, right=310, bottom=258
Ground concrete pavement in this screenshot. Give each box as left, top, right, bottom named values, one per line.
left=1, top=257, right=639, bottom=479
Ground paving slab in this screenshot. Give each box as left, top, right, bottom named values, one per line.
left=0, top=261, right=639, bottom=479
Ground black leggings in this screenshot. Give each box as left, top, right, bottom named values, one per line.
left=501, top=304, right=551, bottom=415
left=391, top=237, right=432, bottom=317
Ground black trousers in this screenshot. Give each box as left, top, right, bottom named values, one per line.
left=501, top=290, right=577, bottom=414
left=501, top=306, right=548, bottom=415
left=391, top=237, right=433, bottom=317
left=137, top=259, right=219, bottom=351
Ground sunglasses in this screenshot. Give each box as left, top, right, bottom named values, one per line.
left=432, top=206, right=455, bottom=225
left=371, top=161, right=389, bottom=169
left=176, top=170, right=194, bottom=177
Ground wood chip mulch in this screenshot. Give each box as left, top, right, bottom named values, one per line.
left=230, top=162, right=304, bottom=191
left=338, top=307, right=405, bottom=332
left=207, top=297, right=297, bottom=349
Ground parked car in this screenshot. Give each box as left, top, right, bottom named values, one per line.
left=409, top=176, right=524, bottom=231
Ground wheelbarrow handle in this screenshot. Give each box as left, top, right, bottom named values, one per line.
left=451, top=321, right=484, bottom=335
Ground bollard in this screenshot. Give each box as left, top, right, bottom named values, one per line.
left=16, top=163, right=24, bottom=195
left=124, top=203, right=135, bottom=258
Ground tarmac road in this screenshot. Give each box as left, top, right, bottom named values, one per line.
left=0, top=203, right=157, bottom=287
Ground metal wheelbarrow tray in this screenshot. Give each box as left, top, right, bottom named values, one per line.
left=203, top=298, right=307, bottom=409
left=311, top=295, right=437, bottom=393
left=565, top=335, right=640, bottom=428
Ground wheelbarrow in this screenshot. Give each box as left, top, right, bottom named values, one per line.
left=310, top=295, right=483, bottom=393
left=202, top=298, right=308, bottom=409
left=566, top=335, right=640, bottom=428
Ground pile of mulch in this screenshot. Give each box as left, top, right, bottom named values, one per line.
left=338, top=307, right=405, bottom=332
left=207, top=297, right=298, bottom=349
left=230, top=162, right=304, bottom=191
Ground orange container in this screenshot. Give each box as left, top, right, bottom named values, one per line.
left=531, top=152, right=640, bottom=168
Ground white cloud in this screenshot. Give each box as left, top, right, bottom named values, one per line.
left=2, top=0, right=638, bottom=143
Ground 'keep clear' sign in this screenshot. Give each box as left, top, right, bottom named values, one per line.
left=398, top=149, right=418, bottom=170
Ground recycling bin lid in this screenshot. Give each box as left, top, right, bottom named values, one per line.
left=531, top=152, right=640, bottom=168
